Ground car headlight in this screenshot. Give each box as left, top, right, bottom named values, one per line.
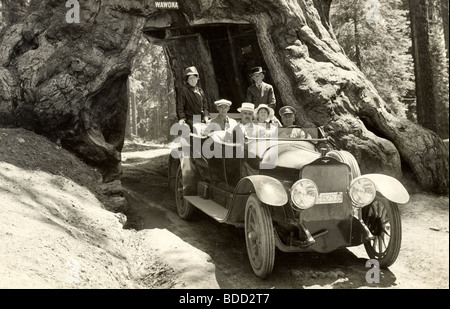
left=290, top=179, right=318, bottom=210
left=349, top=177, right=376, bottom=207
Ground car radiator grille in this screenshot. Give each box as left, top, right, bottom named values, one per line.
left=300, top=163, right=352, bottom=221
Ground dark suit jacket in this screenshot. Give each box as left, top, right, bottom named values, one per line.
left=177, top=83, right=209, bottom=120
left=245, top=82, right=276, bottom=109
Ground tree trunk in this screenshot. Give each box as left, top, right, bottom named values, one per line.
left=163, top=33, right=220, bottom=114
left=0, top=0, right=448, bottom=193
left=0, top=0, right=29, bottom=26
left=131, top=91, right=137, bottom=136
left=441, top=0, right=449, bottom=59
left=125, top=79, right=131, bottom=139
left=409, top=0, right=438, bottom=133
left=354, top=10, right=362, bottom=70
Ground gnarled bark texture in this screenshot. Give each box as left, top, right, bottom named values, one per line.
left=0, top=0, right=448, bottom=193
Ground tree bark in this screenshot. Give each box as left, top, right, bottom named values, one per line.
left=409, top=0, right=438, bottom=133
left=131, top=91, right=137, bottom=136
left=0, top=0, right=29, bottom=26
left=441, top=0, right=449, bottom=59
left=0, top=0, right=448, bottom=193
left=354, top=10, right=362, bottom=70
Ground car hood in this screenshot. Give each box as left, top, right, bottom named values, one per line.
left=260, top=142, right=321, bottom=169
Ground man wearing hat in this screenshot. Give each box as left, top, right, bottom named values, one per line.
left=237, top=102, right=255, bottom=126
left=245, top=66, right=276, bottom=110
left=230, top=102, right=260, bottom=141
left=177, top=66, right=210, bottom=131
left=279, top=106, right=297, bottom=127
left=209, top=99, right=238, bottom=130
left=279, top=106, right=311, bottom=139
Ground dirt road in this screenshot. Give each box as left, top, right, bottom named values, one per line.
left=121, top=143, right=449, bottom=289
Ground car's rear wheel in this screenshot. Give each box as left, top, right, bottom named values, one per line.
left=175, top=164, right=195, bottom=220
left=244, top=194, right=275, bottom=279
left=362, top=196, right=402, bottom=268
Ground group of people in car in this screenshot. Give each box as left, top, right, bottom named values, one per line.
left=176, top=65, right=310, bottom=139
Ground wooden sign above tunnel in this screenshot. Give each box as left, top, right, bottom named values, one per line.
left=155, top=1, right=179, bottom=10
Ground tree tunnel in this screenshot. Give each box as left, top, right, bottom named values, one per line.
left=0, top=0, right=447, bottom=193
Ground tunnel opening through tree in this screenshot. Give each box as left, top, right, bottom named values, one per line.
left=143, top=22, right=280, bottom=114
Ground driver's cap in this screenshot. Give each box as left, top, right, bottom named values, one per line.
left=279, top=106, right=296, bottom=116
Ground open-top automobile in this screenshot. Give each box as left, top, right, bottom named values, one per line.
left=168, top=122, right=409, bottom=278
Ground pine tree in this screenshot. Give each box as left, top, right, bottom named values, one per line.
left=429, top=0, right=449, bottom=138
left=128, top=36, right=175, bottom=141
left=330, top=0, right=415, bottom=119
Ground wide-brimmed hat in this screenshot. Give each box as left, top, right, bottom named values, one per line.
left=249, top=66, right=266, bottom=76
left=254, top=104, right=274, bottom=118
left=184, top=66, right=199, bottom=77
left=279, top=106, right=296, bottom=117
left=237, top=102, right=255, bottom=112
left=214, top=99, right=232, bottom=107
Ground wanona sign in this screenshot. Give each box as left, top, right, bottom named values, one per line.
left=154, top=0, right=179, bottom=9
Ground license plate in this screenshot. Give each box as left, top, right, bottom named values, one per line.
left=317, top=192, right=343, bottom=204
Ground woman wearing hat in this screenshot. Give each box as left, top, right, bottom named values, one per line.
left=245, top=66, right=276, bottom=110
left=254, top=104, right=282, bottom=137
left=177, top=66, right=210, bottom=131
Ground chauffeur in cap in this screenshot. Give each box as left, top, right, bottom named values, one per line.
left=279, top=106, right=297, bottom=127
left=177, top=66, right=210, bottom=131
left=279, top=106, right=311, bottom=139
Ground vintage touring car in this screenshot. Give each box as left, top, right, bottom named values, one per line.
left=168, top=122, right=409, bottom=278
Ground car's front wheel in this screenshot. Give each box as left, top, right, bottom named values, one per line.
left=175, top=164, right=195, bottom=220
left=362, top=196, right=402, bottom=268
left=244, top=194, right=275, bottom=279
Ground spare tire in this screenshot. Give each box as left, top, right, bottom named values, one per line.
left=326, top=150, right=361, bottom=180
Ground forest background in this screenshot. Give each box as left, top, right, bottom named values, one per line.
left=1, top=0, right=448, bottom=143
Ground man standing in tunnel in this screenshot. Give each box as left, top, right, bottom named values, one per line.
left=245, top=66, right=276, bottom=110
left=177, top=66, right=210, bottom=131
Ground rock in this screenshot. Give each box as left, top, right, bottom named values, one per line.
left=99, top=180, right=124, bottom=196
left=328, top=271, right=339, bottom=279
left=103, top=196, right=127, bottom=213
left=114, top=213, right=127, bottom=226
left=317, top=271, right=326, bottom=278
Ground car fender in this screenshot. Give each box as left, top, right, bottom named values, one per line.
left=354, top=174, right=410, bottom=204
left=234, top=175, right=288, bottom=206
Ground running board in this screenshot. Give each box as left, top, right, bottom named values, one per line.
left=184, top=196, right=228, bottom=222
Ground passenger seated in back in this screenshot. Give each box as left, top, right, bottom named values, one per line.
left=208, top=99, right=238, bottom=131
left=253, top=104, right=281, bottom=138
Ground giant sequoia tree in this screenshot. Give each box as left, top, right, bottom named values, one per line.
left=0, top=0, right=448, bottom=193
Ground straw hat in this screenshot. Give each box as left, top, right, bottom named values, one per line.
left=214, top=99, right=232, bottom=107
left=237, top=102, right=255, bottom=112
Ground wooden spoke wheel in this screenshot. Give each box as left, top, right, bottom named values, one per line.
left=244, top=194, right=275, bottom=279
left=175, top=164, right=195, bottom=220
left=362, top=196, right=402, bottom=268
